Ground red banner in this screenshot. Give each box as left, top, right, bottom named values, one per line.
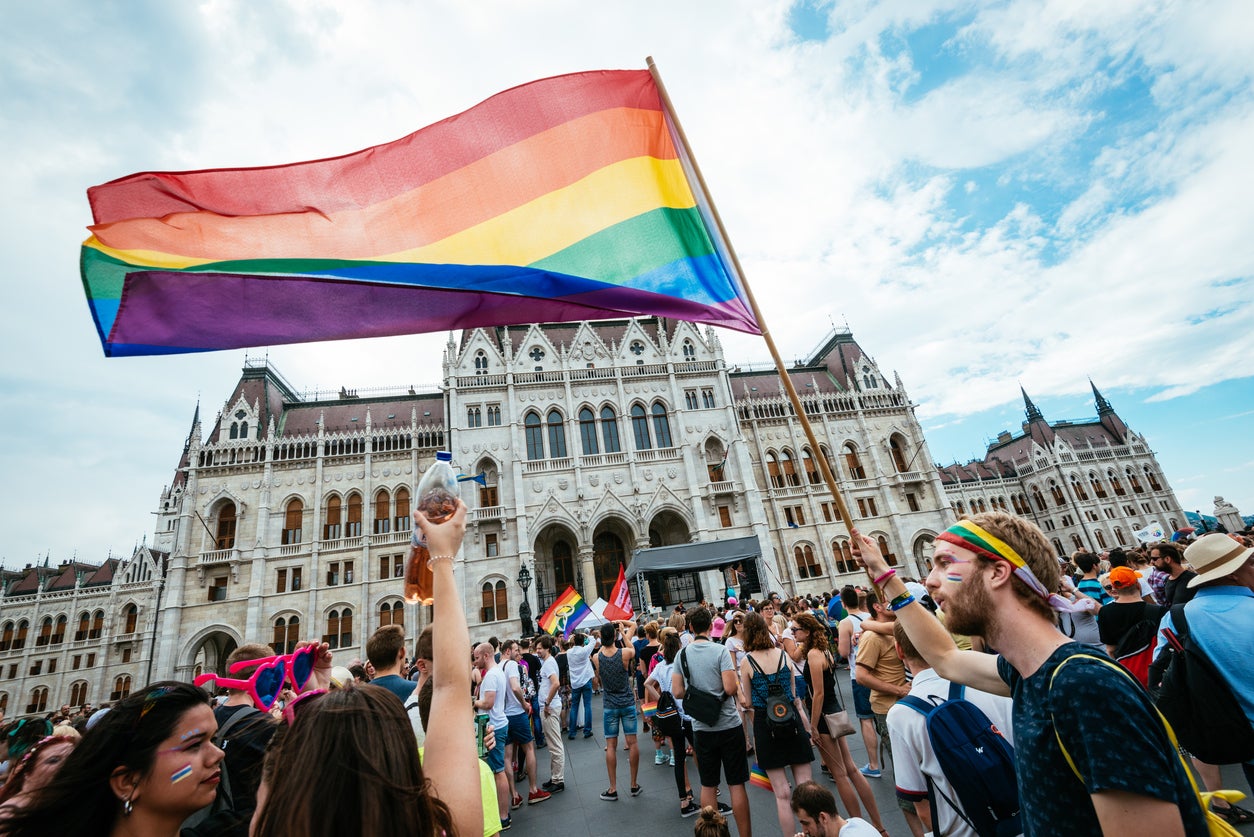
left=603, top=564, right=634, bottom=621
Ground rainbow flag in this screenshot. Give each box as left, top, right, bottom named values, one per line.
left=537, top=585, right=592, bottom=639
left=749, top=763, right=772, bottom=791
left=81, top=68, right=759, bottom=357
left=641, top=700, right=658, bottom=719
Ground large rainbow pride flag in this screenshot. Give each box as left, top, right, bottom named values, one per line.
left=80, top=69, right=760, bottom=357
left=538, top=585, right=592, bottom=639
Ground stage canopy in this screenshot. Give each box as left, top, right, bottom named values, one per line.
left=625, top=535, right=762, bottom=579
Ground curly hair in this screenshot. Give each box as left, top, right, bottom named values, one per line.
left=792, top=612, right=829, bottom=655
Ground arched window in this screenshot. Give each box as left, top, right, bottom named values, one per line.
left=832, top=541, right=857, bottom=574
left=1095, top=530, right=1108, bottom=549
left=373, top=489, right=391, bottom=534
left=324, top=609, right=353, bottom=649
left=0, top=622, right=11, bottom=652
left=794, top=545, right=821, bottom=579
left=1169, top=517, right=1179, bottom=532
left=780, top=449, right=799, bottom=487
left=69, top=681, right=89, bottom=707
left=14, top=620, right=28, bottom=649
left=1031, top=486, right=1046, bottom=511
left=1090, top=473, right=1108, bottom=498
left=547, top=410, right=568, bottom=459
left=123, top=604, right=138, bottom=634
left=843, top=444, right=866, bottom=480
left=802, top=448, right=820, bottom=484
left=1108, top=470, right=1126, bottom=496
left=345, top=493, right=363, bottom=538
left=524, top=412, right=544, bottom=460
left=651, top=402, right=673, bottom=448
left=283, top=498, right=303, bottom=544
left=1011, top=495, right=1025, bottom=515
left=0, top=693, right=6, bottom=715
left=323, top=495, right=342, bottom=540
left=111, top=676, right=132, bottom=701
left=467, top=406, right=482, bottom=428
left=1071, top=534, right=1084, bottom=550
left=1127, top=467, right=1143, bottom=493
left=272, top=615, right=300, bottom=655
left=553, top=541, right=575, bottom=591
left=27, top=686, right=49, bottom=714
left=395, top=487, right=411, bottom=532
left=1052, top=538, right=1065, bottom=556
left=1070, top=477, right=1088, bottom=501
left=600, top=406, right=621, bottom=453
left=976, top=499, right=986, bottom=513
left=1049, top=481, right=1065, bottom=506
left=37, top=617, right=52, bottom=647
left=877, top=535, right=898, bottom=567
left=216, top=501, right=237, bottom=549
left=75, top=612, right=90, bottom=641
left=481, top=581, right=509, bottom=622
left=1145, top=467, right=1162, bottom=491
left=90, top=611, right=104, bottom=640
left=379, top=600, right=404, bottom=628
left=474, top=351, right=489, bottom=375
left=766, top=452, right=783, bottom=488
left=1114, top=527, right=1127, bottom=546
left=631, top=405, right=652, bottom=450
left=578, top=407, right=599, bottom=455
left=682, top=339, right=696, bottom=359
left=52, top=615, right=66, bottom=645
left=889, top=435, right=909, bottom=473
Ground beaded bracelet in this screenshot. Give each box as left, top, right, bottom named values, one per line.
left=888, top=594, right=916, bottom=612
left=428, top=554, right=456, bottom=569
left=873, top=568, right=896, bottom=586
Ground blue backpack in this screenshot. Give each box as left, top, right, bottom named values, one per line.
left=898, top=683, right=1021, bottom=837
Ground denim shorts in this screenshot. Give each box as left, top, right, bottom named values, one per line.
left=507, top=711, right=534, bottom=744
left=850, top=680, right=874, bottom=719
left=603, top=704, right=638, bottom=738
left=483, top=724, right=508, bottom=773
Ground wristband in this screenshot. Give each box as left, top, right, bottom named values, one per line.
left=888, top=594, right=916, bottom=612
left=428, top=554, right=456, bottom=569
left=873, top=568, right=896, bottom=586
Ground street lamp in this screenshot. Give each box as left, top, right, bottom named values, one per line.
left=517, top=562, right=534, bottom=636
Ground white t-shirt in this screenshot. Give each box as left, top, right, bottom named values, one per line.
left=724, top=636, right=746, bottom=672
left=841, top=612, right=866, bottom=681
left=840, top=818, right=881, bottom=836
left=567, top=643, right=596, bottom=689
left=501, top=659, right=526, bottom=716
left=479, top=664, right=510, bottom=730
left=885, top=668, right=1019, bottom=837
left=539, top=655, right=563, bottom=712
left=645, top=658, right=686, bottom=720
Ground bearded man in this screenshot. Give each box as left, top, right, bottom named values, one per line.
left=854, top=512, right=1206, bottom=837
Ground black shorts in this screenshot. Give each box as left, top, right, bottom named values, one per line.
left=693, top=725, right=751, bottom=788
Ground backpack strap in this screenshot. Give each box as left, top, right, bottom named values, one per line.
left=745, top=652, right=766, bottom=676
left=214, top=705, right=262, bottom=747
left=897, top=695, right=932, bottom=716
left=1171, top=603, right=1191, bottom=641
left=947, top=681, right=966, bottom=701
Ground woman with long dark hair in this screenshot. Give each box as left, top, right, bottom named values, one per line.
left=645, top=628, right=703, bottom=818
left=0, top=681, right=224, bottom=837
left=791, top=612, right=887, bottom=835
left=0, top=734, right=77, bottom=811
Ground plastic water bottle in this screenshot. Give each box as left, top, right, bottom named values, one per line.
left=404, top=451, right=458, bottom=605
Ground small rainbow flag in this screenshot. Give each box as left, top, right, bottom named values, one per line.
left=641, top=700, right=658, bottom=719
left=749, top=763, right=772, bottom=791
left=80, top=68, right=759, bottom=357
left=538, top=585, right=592, bottom=639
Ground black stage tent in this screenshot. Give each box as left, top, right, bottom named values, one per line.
left=626, top=535, right=764, bottom=603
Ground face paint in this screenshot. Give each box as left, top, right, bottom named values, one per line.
left=171, top=764, right=193, bottom=784
left=945, top=573, right=964, bottom=583
left=180, top=728, right=203, bottom=742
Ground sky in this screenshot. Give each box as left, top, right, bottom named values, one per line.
left=1, top=0, right=1251, bottom=569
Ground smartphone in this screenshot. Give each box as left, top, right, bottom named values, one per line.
left=475, top=712, right=490, bottom=758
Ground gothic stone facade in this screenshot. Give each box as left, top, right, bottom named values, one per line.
left=939, top=385, right=1187, bottom=556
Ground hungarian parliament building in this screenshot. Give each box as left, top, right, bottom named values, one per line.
left=0, top=318, right=1185, bottom=717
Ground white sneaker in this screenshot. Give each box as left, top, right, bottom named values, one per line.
left=655, top=750, right=668, bottom=765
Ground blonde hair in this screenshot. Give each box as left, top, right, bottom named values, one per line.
left=693, top=805, right=731, bottom=837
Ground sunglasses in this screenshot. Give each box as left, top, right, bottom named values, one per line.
left=230, top=644, right=319, bottom=692
left=282, top=689, right=328, bottom=725
left=195, top=658, right=287, bottom=710
left=1102, top=585, right=1115, bottom=592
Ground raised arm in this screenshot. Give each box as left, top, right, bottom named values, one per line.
left=853, top=529, right=1009, bottom=696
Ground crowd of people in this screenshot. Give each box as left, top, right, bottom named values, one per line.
left=1, top=499, right=1251, bottom=837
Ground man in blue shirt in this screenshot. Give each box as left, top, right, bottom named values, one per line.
left=1154, top=533, right=1254, bottom=812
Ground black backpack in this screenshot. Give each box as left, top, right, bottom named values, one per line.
left=1151, top=604, right=1254, bottom=764
left=746, top=650, right=798, bottom=739
left=653, top=690, right=683, bottom=739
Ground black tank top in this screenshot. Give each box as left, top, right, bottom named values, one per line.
left=803, top=653, right=839, bottom=714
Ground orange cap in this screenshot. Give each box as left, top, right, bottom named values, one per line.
left=1107, top=566, right=1142, bottom=589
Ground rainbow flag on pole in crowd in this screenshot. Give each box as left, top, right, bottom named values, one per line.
left=749, top=763, right=772, bottom=791
left=537, top=585, right=592, bottom=639
left=80, top=67, right=760, bottom=357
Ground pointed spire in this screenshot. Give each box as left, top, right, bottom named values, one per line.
left=1090, top=378, right=1114, bottom=414
left=1021, top=385, right=1044, bottom=423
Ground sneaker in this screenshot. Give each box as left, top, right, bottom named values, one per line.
left=542, top=780, right=565, bottom=793
left=717, top=803, right=732, bottom=814
left=568, top=734, right=577, bottom=740
left=514, top=767, right=527, bottom=783
left=500, top=818, right=511, bottom=831
left=600, top=789, right=619, bottom=801
left=510, top=793, right=523, bottom=810
left=859, top=764, right=882, bottom=779
left=655, top=750, right=668, bottom=765
left=528, top=789, right=551, bottom=805
left=630, top=785, right=643, bottom=797
left=583, top=731, right=594, bottom=738
left=680, top=801, right=701, bottom=818
left=668, top=753, right=678, bottom=766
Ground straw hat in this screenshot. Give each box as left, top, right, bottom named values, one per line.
left=1185, top=533, right=1254, bottom=588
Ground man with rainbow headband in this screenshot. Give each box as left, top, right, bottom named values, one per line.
left=854, top=511, right=1208, bottom=837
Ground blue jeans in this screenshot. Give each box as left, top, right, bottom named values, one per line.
left=529, top=694, right=546, bottom=746
left=568, top=682, right=593, bottom=736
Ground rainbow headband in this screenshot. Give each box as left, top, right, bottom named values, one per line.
left=937, top=521, right=1085, bottom=613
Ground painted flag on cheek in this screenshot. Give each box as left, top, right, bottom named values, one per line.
left=81, top=68, right=760, bottom=357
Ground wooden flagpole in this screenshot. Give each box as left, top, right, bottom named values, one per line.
left=646, top=56, right=878, bottom=590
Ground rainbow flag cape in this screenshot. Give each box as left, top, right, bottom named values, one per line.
left=749, top=763, right=772, bottom=791
left=537, top=585, right=592, bottom=639
left=81, top=68, right=759, bottom=357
